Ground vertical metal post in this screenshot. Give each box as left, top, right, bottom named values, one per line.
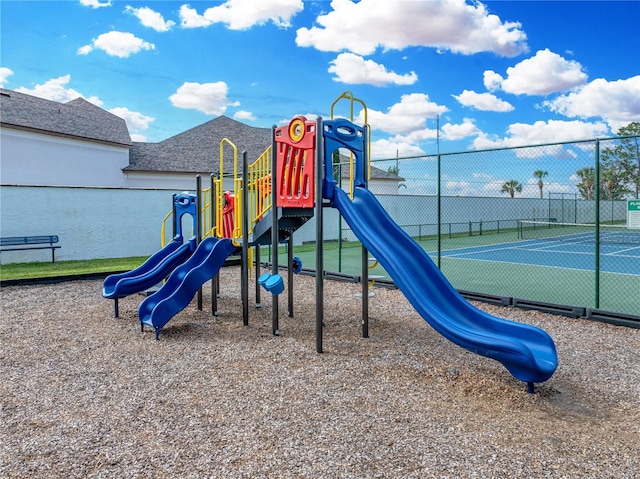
left=271, top=127, right=280, bottom=336
left=287, top=235, right=294, bottom=317
left=436, top=115, right=442, bottom=269
left=315, top=116, right=324, bottom=353
left=255, top=245, right=261, bottom=308
left=196, top=175, right=203, bottom=311
left=361, top=124, right=370, bottom=338
left=594, top=139, right=601, bottom=309
left=361, top=246, right=369, bottom=338
left=338, top=161, right=343, bottom=272
left=437, top=153, right=442, bottom=269
left=211, top=174, right=218, bottom=316
left=241, top=151, right=249, bottom=326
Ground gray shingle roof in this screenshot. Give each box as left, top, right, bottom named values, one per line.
left=126, top=116, right=272, bottom=174
left=0, top=88, right=132, bottom=146
left=127, top=116, right=402, bottom=180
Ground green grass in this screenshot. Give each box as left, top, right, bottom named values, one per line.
left=0, top=256, right=148, bottom=281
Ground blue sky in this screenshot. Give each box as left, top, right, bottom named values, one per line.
left=1, top=0, right=639, bottom=197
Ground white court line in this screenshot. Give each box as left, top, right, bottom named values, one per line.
left=444, top=256, right=640, bottom=277
left=605, top=244, right=640, bottom=256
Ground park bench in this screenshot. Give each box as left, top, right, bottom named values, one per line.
left=0, top=235, right=61, bottom=262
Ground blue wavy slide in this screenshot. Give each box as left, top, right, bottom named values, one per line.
left=103, top=237, right=195, bottom=300
left=332, top=186, right=558, bottom=390
left=139, top=237, right=237, bottom=339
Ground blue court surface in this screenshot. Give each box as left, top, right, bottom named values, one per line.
left=438, top=236, right=640, bottom=276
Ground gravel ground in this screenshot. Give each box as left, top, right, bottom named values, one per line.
left=1, top=265, right=639, bottom=478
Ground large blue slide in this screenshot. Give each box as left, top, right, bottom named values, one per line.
left=331, top=185, right=558, bottom=389
left=138, top=237, right=237, bottom=339
left=102, top=237, right=195, bottom=301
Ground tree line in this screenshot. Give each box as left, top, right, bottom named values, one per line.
left=500, top=122, right=640, bottom=200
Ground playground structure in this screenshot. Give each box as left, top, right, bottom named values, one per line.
left=103, top=92, right=558, bottom=393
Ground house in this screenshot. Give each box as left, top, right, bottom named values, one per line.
left=0, top=88, right=132, bottom=188
left=1, top=87, right=403, bottom=192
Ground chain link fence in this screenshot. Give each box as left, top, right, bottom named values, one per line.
left=319, top=135, right=639, bottom=318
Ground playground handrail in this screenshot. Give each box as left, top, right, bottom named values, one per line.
left=160, top=210, right=173, bottom=248
left=216, top=138, right=243, bottom=245
left=160, top=145, right=273, bottom=248
left=200, top=186, right=213, bottom=239
left=247, top=146, right=272, bottom=234
left=330, top=91, right=371, bottom=198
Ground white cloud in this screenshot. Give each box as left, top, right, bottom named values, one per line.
left=130, top=133, right=148, bottom=142
left=14, top=75, right=103, bottom=105
left=361, top=93, right=448, bottom=135
left=544, top=76, right=640, bottom=131
left=439, top=175, right=574, bottom=198
left=78, top=31, right=155, bottom=58
left=169, top=81, right=234, bottom=115
left=453, top=90, right=514, bottom=112
left=440, top=118, right=481, bottom=140
left=472, top=119, right=608, bottom=158
left=504, top=120, right=608, bottom=144
left=296, top=0, right=527, bottom=57
left=398, top=128, right=439, bottom=145
left=108, top=107, right=155, bottom=131
left=483, top=70, right=503, bottom=92
left=328, top=53, right=417, bottom=86
left=125, top=6, right=175, bottom=32
left=444, top=180, right=475, bottom=196
left=179, top=0, right=303, bottom=30
left=0, top=67, right=14, bottom=86
left=233, top=110, right=256, bottom=121
left=178, top=5, right=212, bottom=28
left=77, top=44, right=93, bottom=55
left=487, top=49, right=587, bottom=96
left=369, top=138, right=425, bottom=159
left=79, top=0, right=112, bottom=8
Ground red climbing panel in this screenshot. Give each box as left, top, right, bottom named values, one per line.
left=222, top=191, right=235, bottom=238
left=274, top=116, right=316, bottom=208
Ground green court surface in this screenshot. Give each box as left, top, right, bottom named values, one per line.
left=269, top=228, right=639, bottom=317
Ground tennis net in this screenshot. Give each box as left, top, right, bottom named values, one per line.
left=518, top=220, right=640, bottom=245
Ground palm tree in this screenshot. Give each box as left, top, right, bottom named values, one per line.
left=533, top=170, right=548, bottom=199
left=600, top=167, right=630, bottom=200
left=501, top=180, right=523, bottom=198
left=575, top=167, right=595, bottom=200
left=601, top=168, right=616, bottom=201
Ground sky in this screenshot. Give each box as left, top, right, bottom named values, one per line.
left=1, top=0, right=639, bottom=197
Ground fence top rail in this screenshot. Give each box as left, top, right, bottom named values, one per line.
left=370, top=134, right=640, bottom=163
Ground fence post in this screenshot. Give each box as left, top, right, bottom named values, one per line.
left=594, top=139, right=601, bottom=309
left=437, top=154, right=441, bottom=269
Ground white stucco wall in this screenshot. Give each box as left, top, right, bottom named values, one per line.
left=0, top=185, right=186, bottom=264
left=0, top=128, right=130, bottom=188
left=122, top=171, right=216, bottom=190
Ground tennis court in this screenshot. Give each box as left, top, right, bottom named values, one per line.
left=283, top=220, right=639, bottom=317
left=440, top=225, right=640, bottom=275
left=432, top=222, right=639, bottom=315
